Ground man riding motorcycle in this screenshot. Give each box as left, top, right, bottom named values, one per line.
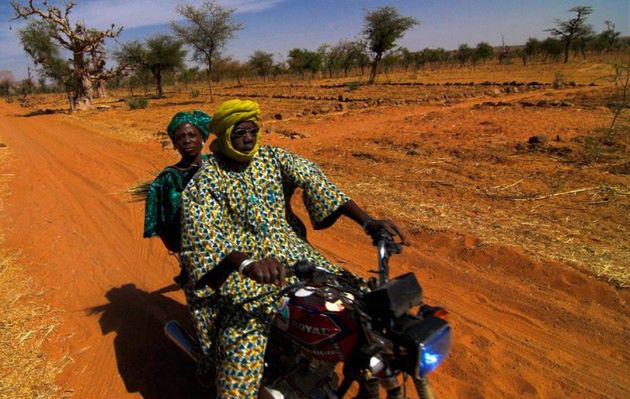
left=179, top=99, right=408, bottom=399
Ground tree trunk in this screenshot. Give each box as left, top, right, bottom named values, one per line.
left=72, top=52, right=93, bottom=110
left=74, top=73, right=93, bottom=110
left=368, top=53, right=382, bottom=84
left=563, top=40, right=570, bottom=63
left=155, top=69, right=163, bottom=98
left=95, top=80, right=107, bottom=98
left=66, top=86, right=75, bottom=112
left=206, top=69, right=213, bottom=103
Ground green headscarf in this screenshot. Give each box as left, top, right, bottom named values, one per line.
left=208, top=99, right=261, bottom=162
left=166, top=110, right=212, bottom=141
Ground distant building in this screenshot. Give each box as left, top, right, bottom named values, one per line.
left=0, top=71, right=16, bottom=84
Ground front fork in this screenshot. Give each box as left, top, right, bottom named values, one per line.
left=343, top=369, right=435, bottom=399
left=339, top=368, right=404, bottom=399
left=414, top=377, right=435, bottom=399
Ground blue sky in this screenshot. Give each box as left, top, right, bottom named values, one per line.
left=1, top=0, right=628, bottom=80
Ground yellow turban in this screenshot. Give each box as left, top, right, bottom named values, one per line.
left=209, top=99, right=261, bottom=162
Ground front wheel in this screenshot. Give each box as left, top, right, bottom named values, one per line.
left=413, top=377, right=435, bottom=399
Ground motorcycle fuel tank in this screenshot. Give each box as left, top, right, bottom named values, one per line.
left=276, top=286, right=358, bottom=362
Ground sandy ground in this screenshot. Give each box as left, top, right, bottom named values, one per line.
left=0, top=83, right=628, bottom=398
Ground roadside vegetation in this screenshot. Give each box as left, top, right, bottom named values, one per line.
left=0, top=149, right=64, bottom=398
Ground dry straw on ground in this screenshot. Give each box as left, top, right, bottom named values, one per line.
left=344, top=169, right=630, bottom=288
left=0, top=150, right=65, bottom=399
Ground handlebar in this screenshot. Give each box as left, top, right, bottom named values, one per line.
left=375, top=229, right=402, bottom=286
left=293, top=260, right=322, bottom=279
left=293, top=228, right=403, bottom=289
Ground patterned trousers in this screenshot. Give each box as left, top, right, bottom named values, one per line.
left=187, top=290, right=276, bottom=399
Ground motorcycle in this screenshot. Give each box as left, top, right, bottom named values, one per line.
left=165, top=231, right=451, bottom=398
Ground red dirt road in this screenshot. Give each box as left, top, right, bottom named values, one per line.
left=0, top=99, right=628, bottom=398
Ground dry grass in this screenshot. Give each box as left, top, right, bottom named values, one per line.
left=347, top=179, right=630, bottom=287
left=126, top=179, right=152, bottom=202
left=0, top=148, right=66, bottom=398
left=398, top=57, right=630, bottom=85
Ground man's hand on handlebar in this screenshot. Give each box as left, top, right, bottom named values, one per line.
left=363, top=218, right=410, bottom=246
left=241, top=257, right=286, bottom=286
left=337, top=201, right=410, bottom=247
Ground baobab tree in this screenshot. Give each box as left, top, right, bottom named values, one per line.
left=11, top=0, right=123, bottom=110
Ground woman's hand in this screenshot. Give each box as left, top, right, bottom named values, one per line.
left=363, top=218, right=410, bottom=246
left=241, top=257, right=286, bottom=286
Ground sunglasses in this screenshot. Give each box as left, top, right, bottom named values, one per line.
left=232, top=127, right=260, bottom=138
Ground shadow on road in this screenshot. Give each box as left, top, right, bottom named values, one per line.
left=88, top=283, right=212, bottom=398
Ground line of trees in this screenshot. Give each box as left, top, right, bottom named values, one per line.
left=9, top=1, right=629, bottom=110
left=10, top=0, right=420, bottom=106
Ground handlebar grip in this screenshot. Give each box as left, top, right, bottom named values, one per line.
left=293, top=260, right=316, bottom=280
left=375, top=228, right=394, bottom=241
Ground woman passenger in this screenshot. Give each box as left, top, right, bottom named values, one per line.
left=143, top=110, right=212, bottom=264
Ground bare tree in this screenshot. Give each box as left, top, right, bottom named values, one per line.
left=362, top=6, right=418, bottom=83
left=11, top=0, right=123, bottom=110
left=89, top=43, right=113, bottom=98
left=172, top=1, right=243, bottom=102
left=546, top=6, right=593, bottom=63
left=497, top=36, right=510, bottom=64
left=601, top=20, right=621, bottom=52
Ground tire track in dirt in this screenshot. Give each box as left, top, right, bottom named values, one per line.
left=0, top=103, right=204, bottom=398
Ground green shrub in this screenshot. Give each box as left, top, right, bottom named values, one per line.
left=190, top=88, right=200, bottom=98
left=127, top=96, right=148, bottom=110
left=345, top=81, right=361, bottom=91
left=552, top=71, right=566, bottom=89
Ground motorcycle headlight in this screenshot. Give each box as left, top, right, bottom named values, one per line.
left=417, top=322, right=451, bottom=377
left=396, top=315, right=451, bottom=378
